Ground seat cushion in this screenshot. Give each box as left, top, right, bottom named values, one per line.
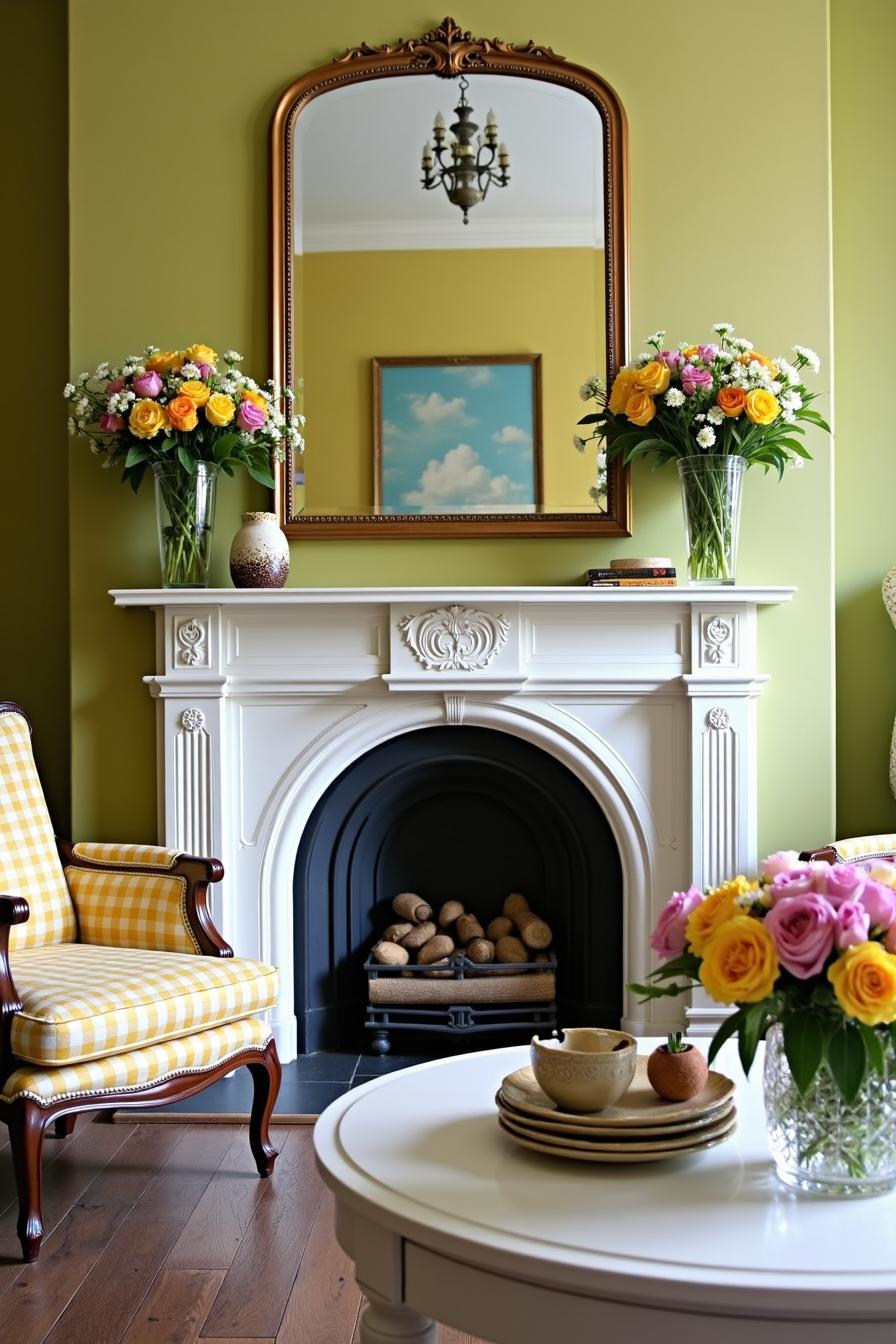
left=10, top=944, right=278, bottom=1066
left=1, top=1016, right=272, bottom=1105
left=0, top=709, right=77, bottom=950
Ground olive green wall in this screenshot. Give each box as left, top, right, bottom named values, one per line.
left=831, top=0, right=896, bottom=838
left=66, top=0, right=835, bottom=851
left=299, top=247, right=603, bottom=512
left=1, top=0, right=70, bottom=831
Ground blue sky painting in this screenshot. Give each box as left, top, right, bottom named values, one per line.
left=377, top=359, right=539, bottom=513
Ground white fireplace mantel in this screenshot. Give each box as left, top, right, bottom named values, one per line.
left=113, top=585, right=794, bottom=1060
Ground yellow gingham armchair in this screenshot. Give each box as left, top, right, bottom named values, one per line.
left=0, top=703, right=281, bottom=1261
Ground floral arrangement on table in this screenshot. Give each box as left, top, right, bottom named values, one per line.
left=633, top=850, right=896, bottom=1101
left=65, top=344, right=303, bottom=585
left=574, top=324, right=830, bottom=581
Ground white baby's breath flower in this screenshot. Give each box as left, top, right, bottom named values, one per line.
left=712, top=322, right=735, bottom=336
left=781, top=391, right=803, bottom=412
left=782, top=411, right=797, bottom=424
left=94, top=361, right=110, bottom=378
left=67, top=417, right=76, bottom=436
left=787, top=451, right=805, bottom=466
left=645, top=330, right=665, bottom=346
left=634, top=351, right=651, bottom=367
left=578, top=373, right=603, bottom=401
left=776, top=357, right=799, bottom=385
left=63, top=382, right=76, bottom=398
left=731, top=337, right=753, bottom=352
left=793, top=345, right=821, bottom=373
left=707, top=406, right=725, bottom=425
left=664, top=387, right=685, bottom=408
left=243, top=376, right=258, bottom=391
left=179, top=362, right=201, bottom=380
left=573, top=434, right=587, bottom=452
left=77, top=371, right=90, bottom=384
left=74, top=397, right=89, bottom=417
left=696, top=426, right=716, bottom=448
left=223, top=349, right=243, bottom=363
left=283, top=387, right=295, bottom=400
left=90, top=441, right=102, bottom=455
left=596, top=450, right=607, bottom=470
left=694, top=413, right=706, bottom=423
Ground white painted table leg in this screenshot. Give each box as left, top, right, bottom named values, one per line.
left=359, top=1291, right=437, bottom=1344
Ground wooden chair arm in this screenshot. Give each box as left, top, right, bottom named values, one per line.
left=0, top=893, right=29, bottom=1081
left=57, top=840, right=233, bottom=958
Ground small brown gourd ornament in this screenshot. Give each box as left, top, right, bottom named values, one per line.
left=646, top=1032, right=709, bottom=1102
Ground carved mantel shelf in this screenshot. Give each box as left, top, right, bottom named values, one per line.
left=112, top=585, right=794, bottom=1059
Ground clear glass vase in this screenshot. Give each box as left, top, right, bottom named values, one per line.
left=152, top=460, right=219, bottom=588
left=677, top=455, right=745, bottom=585
left=763, top=1023, right=896, bottom=1197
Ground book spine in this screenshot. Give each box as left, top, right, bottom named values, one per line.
left=586, top=567, right=676, bottom=579
left=587, top=578, right=678, bottom=587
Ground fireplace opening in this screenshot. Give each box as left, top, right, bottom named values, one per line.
left=293, top=726, right=622, bottom=1054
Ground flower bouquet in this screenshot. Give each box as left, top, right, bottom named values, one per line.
left=633, top=852, right=896, bottom=1193
left=66, top=344, right=303, bottom=586
left=574, top=324, right=830, bottom=582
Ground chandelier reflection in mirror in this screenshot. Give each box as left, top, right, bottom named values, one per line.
left=420, top=76, right=510, bottom=224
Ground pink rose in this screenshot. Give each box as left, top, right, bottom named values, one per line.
left=659, top=350, right=685, bottom=371
left=760, top=850, right=803, bottom=879
left=858, top=880, right=896, bottom=931
left=132, top=370, right=163, bottom=398
left=106, top=378, right=125, bottom=394
left=764, top=893, right=837, bottom=978
left=769, top=867, right=818, bottom=901
left=698, top=344, right=719, bottom=363
left=236, top=400, right=266, bottom=432
left=836, top=900, right=870, bottom=949
left=99, top=413, right=124, bottom=433
left=823, top=863, right=867, bottom=908
left=649, top=886, right=703, bottom=960
left=197, top=363, right=212, bottom=379
left=681, top=363, right=714, bottom=396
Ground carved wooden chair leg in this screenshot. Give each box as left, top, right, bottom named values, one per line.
left=53, top=1113, right=77, bottom=1138
left=8, top=1099, right=49, bottom=1262
left=247, top=1038, right=281, bottom=1178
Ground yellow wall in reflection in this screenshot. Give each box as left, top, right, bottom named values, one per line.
left=296, top=247, right=605, bottom=512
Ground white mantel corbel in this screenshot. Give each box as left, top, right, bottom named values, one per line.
left=113, top=586, right=794, bottom=1059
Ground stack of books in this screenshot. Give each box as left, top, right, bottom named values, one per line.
left=585, top=557, right=677, bottom=587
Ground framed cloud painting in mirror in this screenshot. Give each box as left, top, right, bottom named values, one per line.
left=373, top=354, right=542, bottom=517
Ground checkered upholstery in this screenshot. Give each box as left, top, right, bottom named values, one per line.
left=0, top=709, right=77, bottom=951
left=10, top=943, right=278, bottom=1066
left=65, top=867, right=200, bottom=954
left=831, top=835, right=896, bottom=863
left=70, top=842, right=182, bottom=869
left=1, top=1017, right=272, bottom=1105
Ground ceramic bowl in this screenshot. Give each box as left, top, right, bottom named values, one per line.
left=530, top=1028, right=638, bottom=1112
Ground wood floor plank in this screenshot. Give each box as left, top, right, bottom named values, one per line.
left=120, top=1268, right=226, bottom=1343
left=165, top=1127, right=291, bottom=1271
left=0, top=1125, right=194, bottom=1344
left=0, top=1116, right=139, bottom=1289
left=274, top=1186, right=361, bottom=1343
left=201, top=1129, right=323, bottom=1339
left=42, top=1125, right=239, bottom=1344
left=201, top=1339, right=275, bottom=1343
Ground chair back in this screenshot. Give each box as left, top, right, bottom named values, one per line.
left=0, top=706, right=77, bottom=950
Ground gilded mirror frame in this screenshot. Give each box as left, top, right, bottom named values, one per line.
left=271, top=16, right=630, bottom=538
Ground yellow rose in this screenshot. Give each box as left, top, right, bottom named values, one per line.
left=608, top=369, right=637, bottom=415
left=183, top=344, right=218, bottom=368
left=179, top=379, right=210, bottom=407
left=744, top=389, right=780, bottom=425
left=167, top=395, right=198, bottom=433
left=205, top=392, right=236, bottom=427
left=146, top=350, right=182, bottom=376
left=685, top=880, right=747, bottom=954
left=699, top=916, right=779, bottom=1004
left=682, top=345, right=700, bottom=358
left=828, top=942, right=896, bottom=1026
left=241, top=389, right=268, bottom=414
left=128, top=398, right=168, bottom=440
left=634, top=360, right=671, bottom=396
left=625, top=390, right=656, bottom=427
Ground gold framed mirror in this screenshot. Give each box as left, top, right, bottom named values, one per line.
left=271, top=16, right=630, bottom=538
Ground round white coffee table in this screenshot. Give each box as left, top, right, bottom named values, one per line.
left=313, top=1040, right=896, bottom=1343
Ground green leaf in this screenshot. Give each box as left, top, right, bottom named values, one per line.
left=626, top=980, right=694, bottom=1003
left=125, top=444, right=149, bottom=469
left=126, top=461, right=148, bottom=494
left=161, top=437, right=177, bottom=453
left=576, top=413, right=602, bottom=426
left=827, top=1022, right=867, bottom=1103
left=782, top=1012, right=825, bottom=1093
left=737, top=1000, right=769, bottom=1078
left=247, top=463, right=276, bottom=489
left=859, top=1023, right=886, bottom=1077
left=176, top=444, right=196, bottom=474
left=707, top=1006, right=747, bottom=1066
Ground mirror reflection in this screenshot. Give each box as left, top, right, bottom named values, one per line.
left=291, top=73, right=607, bottom=518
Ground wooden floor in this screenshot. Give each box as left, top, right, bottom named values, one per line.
left=0, top=1115, right=490, bottom=1343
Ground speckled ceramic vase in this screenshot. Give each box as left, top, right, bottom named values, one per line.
left=229, top=511, right=290, bottom=588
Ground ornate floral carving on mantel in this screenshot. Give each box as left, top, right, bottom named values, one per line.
left=399, top=605, right=510, bottom=672
left=179, top=707, right=206, bottom=733
left=707, top=707, right=731, bottom=731
left=176, top=618, right=207, bottom=667
left=702, top=615, right=735, bottom=666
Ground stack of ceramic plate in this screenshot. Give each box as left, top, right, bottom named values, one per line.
left=496, top=1057, right=736, bottom=1163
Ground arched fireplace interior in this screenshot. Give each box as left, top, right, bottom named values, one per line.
left=294, top=726, right=622, bottom=1053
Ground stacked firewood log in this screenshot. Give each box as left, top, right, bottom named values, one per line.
left=369, top=891, right=553, bottom=973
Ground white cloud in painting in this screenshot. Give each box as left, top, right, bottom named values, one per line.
left=491, top=424, right=532, bottom=447
left=444, top=366, right=496, bottom=387
left=402, top=443, right=528, bottom=511
left=405, top=392, right=473, bottom=427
